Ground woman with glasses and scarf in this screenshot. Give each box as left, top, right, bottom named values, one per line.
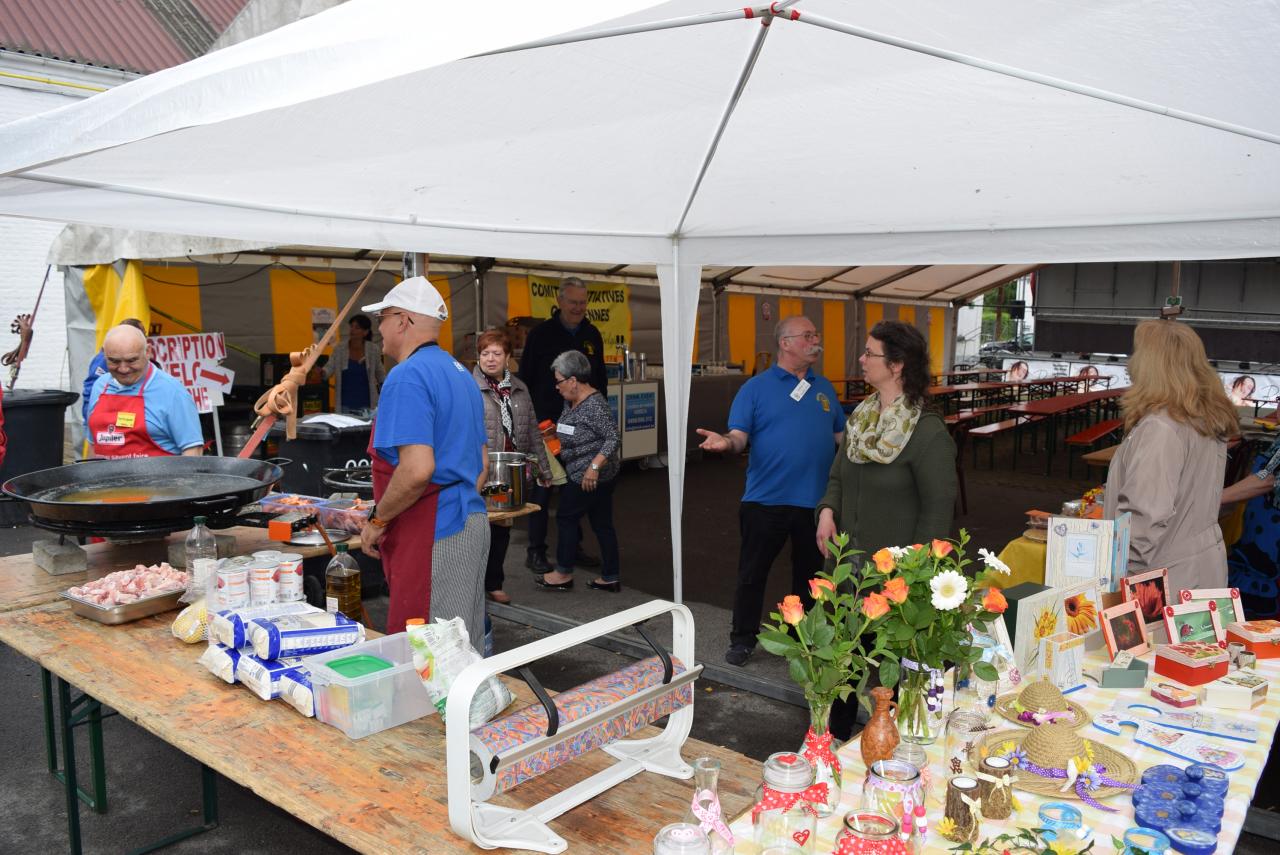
left=473, top=328, right=551, bottom=604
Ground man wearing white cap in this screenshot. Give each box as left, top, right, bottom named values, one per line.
left=357, top=276, right=489, bottom=647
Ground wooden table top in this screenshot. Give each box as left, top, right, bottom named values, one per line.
left=0, top=526, right=341, bottom=615
left=0, top=601, right=761, bottom=854
left=1007, top=386, right=1127, bottom=417
left=1080, top=444, right=1119, bottom=466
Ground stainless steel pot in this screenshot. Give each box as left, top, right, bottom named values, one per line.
left=485, top=452, right=532, bottom=511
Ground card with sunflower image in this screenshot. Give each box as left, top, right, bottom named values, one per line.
left=1012, top=581, right=1103, bottom=678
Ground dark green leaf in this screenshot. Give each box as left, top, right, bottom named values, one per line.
left=912, top=603, right=937, bottom=628
left=878, top=659, right=900, bottom=688
left=810, top=621, right=835, bottom=649
left=789, top=657, right=809, bottom=685
left=972, top=661, right=998, bottom=682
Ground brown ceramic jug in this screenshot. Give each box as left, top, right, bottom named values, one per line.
left=859, top=686, right=900, bottom=769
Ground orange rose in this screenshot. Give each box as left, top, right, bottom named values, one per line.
left=882, top=577, right=909, bottom=604
left=779, top=594, right=805, bottom=625
left=983, top=587, right=1009, bottom=614
left=911, top=544, right=924, bottom=551
left=872, top=548, right=896, bottom=574
left=861, top=592, right=890, bottom=619
left=808, top=578, right=835, bottom=600
left=931, top=539, right=954, bottom=558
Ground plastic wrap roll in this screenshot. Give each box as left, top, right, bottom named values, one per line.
left=469, top=655, right=693, bottom=801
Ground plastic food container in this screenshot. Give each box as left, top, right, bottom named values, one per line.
left=306, top=633, right=434, bottom=739
left=315, top=497, right=374, bottom=534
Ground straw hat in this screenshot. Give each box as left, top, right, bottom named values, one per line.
left=976, top=722, right=1137, bottom=803
left=993, top=677, right=1089, bottom=729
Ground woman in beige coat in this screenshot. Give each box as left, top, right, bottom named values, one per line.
left=473, top=328, right=551, bottom=603
left=1104, top=320, right=1242, bottom=591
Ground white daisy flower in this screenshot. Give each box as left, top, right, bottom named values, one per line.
left=979, top=547, right=1012, bottom=575
left=930, top=569, right=968, bottom=611
left=887, top=546, right=910, bottom=558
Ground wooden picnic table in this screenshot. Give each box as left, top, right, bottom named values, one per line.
left=1008, top=387, right=1128, bottom=474
left=0, top=544, right=760, bottom=854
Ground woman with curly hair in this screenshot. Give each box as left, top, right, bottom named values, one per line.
left=816, top=319, right=958, bottom=557
left=1104, top=319, right=1270, bottom=591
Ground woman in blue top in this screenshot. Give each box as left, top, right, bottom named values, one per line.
left=323, top=314, right=386, bottom=414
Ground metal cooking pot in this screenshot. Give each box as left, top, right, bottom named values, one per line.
left=485, top=452, right=532, bottom=511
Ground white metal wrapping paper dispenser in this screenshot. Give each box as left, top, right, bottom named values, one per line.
left=446, top=600, right=702, bottom=853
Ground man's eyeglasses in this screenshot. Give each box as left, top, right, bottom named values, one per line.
left=377, top=310, right=414, bottom=326
left=782, top=332, right=820, bottom=342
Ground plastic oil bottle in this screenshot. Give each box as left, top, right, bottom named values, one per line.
left=185, top=515, right=218, bottom=601
left=324, top=543, right=362, bottom=619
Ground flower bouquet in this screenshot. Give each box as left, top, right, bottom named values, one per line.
left=757, top=533, right=882, bottom=816
left=861, top=530, right=1011, bottom=744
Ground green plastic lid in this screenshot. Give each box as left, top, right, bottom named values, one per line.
left=325, top=654, right=393, bottom=679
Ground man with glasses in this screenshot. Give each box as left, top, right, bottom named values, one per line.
left=696, top=315, right=845, bottom=667
left=357, top=277, right=490, bottom=646
left=517, top=277, right=608, bottom=573
left=86, top=323, right=203, bottom=458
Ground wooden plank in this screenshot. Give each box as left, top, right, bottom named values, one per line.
left=0, top=603, right=761, bottom=854
left=0, top=527, right=336, bottom=614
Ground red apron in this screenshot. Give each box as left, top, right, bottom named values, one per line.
left=370, top=429, right=442, bottom=634
left=88, top=366, right=172, bottom=459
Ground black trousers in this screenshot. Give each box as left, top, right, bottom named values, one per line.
left=484, top=523, right=511, bottom=592
left=555, top=479, right=620, bottom=580
left=729, top=502, right=822, bottom=648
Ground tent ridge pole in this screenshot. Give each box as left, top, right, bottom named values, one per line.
left=793, top=10, right=1280, bottom=147
left=673, top=13, right=774, bottom=236
left=471, top=8, right=755, bottom=59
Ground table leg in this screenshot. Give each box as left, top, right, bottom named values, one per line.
left=126, top=763, right=220, bottom=855
left=56, top=677, right=83, bottom=855
left=44, top=667, right=109, bottom=814
left=1044, top=413, right=1058, bottom=476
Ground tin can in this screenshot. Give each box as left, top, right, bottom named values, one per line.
left=216, top=565, right=249, bottom=609
left=276, top=552, right=305, bottom=603
left=249, top=562, right=278, bottom=606
left=834, top=811, right=906, bottom=855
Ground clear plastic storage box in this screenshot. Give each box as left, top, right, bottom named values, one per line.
left=305, top=632, right=434, bottom=739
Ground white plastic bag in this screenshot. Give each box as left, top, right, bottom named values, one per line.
left=407, top=618, right=514, bottom=727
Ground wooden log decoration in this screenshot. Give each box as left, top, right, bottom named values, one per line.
left=976, top=756, right=1014, bottom=820
left=942, top=776, right=981, bottom=843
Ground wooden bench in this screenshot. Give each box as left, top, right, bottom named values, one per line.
left=1065, top=418, right=1124, bottom=477
left=968, top=415, right=1044, bottom=469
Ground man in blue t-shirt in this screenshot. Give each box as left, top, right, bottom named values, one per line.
left=696, top=315, right=846, bottom=667
left=357, top=277, right=489, bottom=649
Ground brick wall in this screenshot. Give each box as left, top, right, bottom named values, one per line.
left=0, top=85, right=79, bottom=393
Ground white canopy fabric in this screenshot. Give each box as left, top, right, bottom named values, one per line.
left=2, top=0, right=1278, bottom=599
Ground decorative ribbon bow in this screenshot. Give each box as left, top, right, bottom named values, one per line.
left=960, top=792, right=983, bottom=817
left=690, top=789, right=735, bottom=846
left=1005, top=753, right=1135, bottom=812
left=976, top=770, right=1014, bottom=793
left=803, top=728, right=842, bottom=778
left=750, top=782, right=830, bottom=820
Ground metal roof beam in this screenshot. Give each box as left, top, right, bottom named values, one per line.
left=852, top=266, right=929, bottom=297
left=803, top=266, right=859, bottom=290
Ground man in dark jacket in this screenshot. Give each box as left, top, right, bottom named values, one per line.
left=517, top=277, right=608, bottom=571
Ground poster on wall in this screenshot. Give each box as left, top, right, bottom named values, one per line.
left=529, top=275, right=632, bottom=351
left=149, top=332, right=235, bottom=414
left=1221, top=372, right=1280, bottom=407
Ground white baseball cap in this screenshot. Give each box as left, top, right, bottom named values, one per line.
left=362, top=276, right=448, bottom=321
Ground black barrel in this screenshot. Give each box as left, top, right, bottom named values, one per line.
left=0, top=389, right=79, bottom=525
left=269, top=417, right=373, bottom=497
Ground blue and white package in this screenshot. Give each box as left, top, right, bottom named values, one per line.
left=236, top=654, right=304, bottom=701
left=198, top=642, right=249, bottom=684
left=279, top=666, right=314, bottom=717
left=211, top=602, right=319, bottom=649
left=248, top=611, right=364, bottom=660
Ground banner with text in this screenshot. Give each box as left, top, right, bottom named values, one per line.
left=529, top=275, right=631, bottom=349
left=150, top=332, right=235, bottom=414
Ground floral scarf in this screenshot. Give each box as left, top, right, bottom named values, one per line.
left=486, top=369, right=516, bottom=450
left=845, top=391, right=922, bottom=464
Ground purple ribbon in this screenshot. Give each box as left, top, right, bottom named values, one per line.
left=1004, top=755, right=1135, bottom=812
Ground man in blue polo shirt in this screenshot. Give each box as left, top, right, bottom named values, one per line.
left=697, top=315, right=845, bottom=666
left=357, top=276, right=489, bottom=649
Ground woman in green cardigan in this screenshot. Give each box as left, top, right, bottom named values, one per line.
left=816, top=320, right=957, bottom=556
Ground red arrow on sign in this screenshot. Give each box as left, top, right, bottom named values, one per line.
left=200, top=367, right=232, bottom=387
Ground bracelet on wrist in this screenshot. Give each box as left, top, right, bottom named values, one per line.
left=369, top=515, right=389, bottom=528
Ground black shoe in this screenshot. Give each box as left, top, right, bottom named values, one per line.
left=525, top=551, right=552, bottom=573
left=534, top=576, right=574, bottom=591
left=574, top=551, right=601, bottom=568
left=725, top=644, right=752, bottom=667
left=587, top=578, right=621, bottom=593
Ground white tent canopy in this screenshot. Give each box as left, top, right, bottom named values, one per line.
left=2, top=0, right=1278, bottom=598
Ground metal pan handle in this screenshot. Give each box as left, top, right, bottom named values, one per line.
left=188, top=494, right=240, bottom=514
left=264, top=457, right=292, bottom=467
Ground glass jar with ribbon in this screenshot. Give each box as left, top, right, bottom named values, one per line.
left=681, top=756, right=733, bottom=853
left=751, top=752, right=824, bottom=853
left=859, top=758, right=925, bottom=827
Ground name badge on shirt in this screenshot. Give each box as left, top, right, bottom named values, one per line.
left=790, top=379, right=811, bottom=402
left=96, top=430, right=125, bottom=447
left=556, top=423, right=576, bottom=436
left=115, top=411, right=136, bottom=429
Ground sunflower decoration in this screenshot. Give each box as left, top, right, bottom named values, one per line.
left=1063, top=593, right=1098, bottom=635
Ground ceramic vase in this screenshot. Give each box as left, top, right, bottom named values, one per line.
left=859, top=686, right=900, bottom=770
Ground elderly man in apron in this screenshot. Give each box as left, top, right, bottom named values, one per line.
left=357, top=277, right=489, bottom=646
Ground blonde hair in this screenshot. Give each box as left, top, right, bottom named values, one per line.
left=1122, top=319, right=1238, bottom=439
